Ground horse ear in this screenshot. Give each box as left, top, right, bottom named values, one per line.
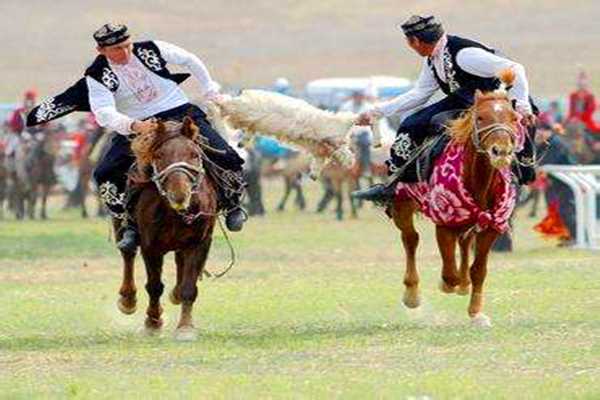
left=474, top=89, right=484, bottom=103
left=182, top=116, right=199, bottom=140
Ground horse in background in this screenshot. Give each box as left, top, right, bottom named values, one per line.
left=116, top=117, right=218, bottom=341
left=265, top=150, right=310, bottom=212
left=0, top=145, right=6, bottom=219
left=316, top=141, right=389, bottom=220
left=77, top=128, right=110, bottom=218
left=9, top=129, right=57, bottom=219
left=390, top=70, right=521, bottom=327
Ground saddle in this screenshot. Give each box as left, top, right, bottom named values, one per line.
left=414, top=110, right=463, bottom=182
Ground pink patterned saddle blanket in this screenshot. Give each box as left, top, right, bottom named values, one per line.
left=395, top=143, right=516, bottom=233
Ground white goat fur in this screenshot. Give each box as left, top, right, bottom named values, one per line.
left=206, top=90, right=381, bottom=177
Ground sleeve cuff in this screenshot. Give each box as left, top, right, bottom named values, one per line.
left=515, top=101, right=532, bottom=115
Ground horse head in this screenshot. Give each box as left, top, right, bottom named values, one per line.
left=450, top=69, right=521, bottom=170
left=132, top=117, right=205, bottom=212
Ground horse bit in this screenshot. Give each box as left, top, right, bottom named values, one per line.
left=150, top=135, right=205, bottom=200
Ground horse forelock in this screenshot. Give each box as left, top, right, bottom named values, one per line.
left=449, top=92, right=512, bottom=145
left=131, top=120, right=190, bottom=167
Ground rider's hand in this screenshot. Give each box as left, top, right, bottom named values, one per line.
left=131, top=119, right=158, bottom=135
left=206, top=92, right=231, bottom=105
left=521, top=113, right=537, bottom=128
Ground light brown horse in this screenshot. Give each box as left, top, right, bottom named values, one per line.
left=116, top=117, right=218, bottom=341
left=391, top=70, right=521, bottom=327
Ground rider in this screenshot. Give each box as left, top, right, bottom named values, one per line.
left=26, top=23, right=247, bottom=252
left=352, top=15, right=538, bottom=203
left=6, top=90, right=37, bottom=155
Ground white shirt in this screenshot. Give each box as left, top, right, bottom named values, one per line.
left=374, top=36, right=532, bottom=117
left=87, top=40, right=220, bottom=135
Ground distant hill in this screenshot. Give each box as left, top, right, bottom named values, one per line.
left=1, top=0, right=598, bottom=101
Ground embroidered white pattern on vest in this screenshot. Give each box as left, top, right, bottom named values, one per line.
left=35, top=98, right=76, bottom=123
left=101, top=68, right=119, bottom=91
left=136, top=48, right=162, bottom=72
left=442, top=49, right=460, bottom=93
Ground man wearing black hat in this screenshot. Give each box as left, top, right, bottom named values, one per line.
left=352, top=15, right=537, bottom=203
left=27, top=23, right=247, bottom=253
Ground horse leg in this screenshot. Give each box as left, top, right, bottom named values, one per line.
left=40, top=184, right=49, bottom=220
left=174, top=239, right=212, bottom=342
left=142, top=251, right=165, bottom=332
left=468, top=230, right=498, bottom=327
left=349, top=180, right=358, bottom=218
left=80, top=176, right=89, bottom=218
left=114, top=219, right=137, bottom=315
left=436, top=226, right=460, bottom=294
left=316, top=179, right=333, bottom=213
left=26, top=185, right=36, bottom=220
left=295, top=181, right=306, bottom=210
left=277, top=177, right=291, bottom=211
left=0, top=181, right=4, bottom=220
left=391, top=200, right=421, bottom=308
left=457, top=234, right=474, bottom=295
left=169, top=252, right=185, bottom=305
left=332, top=179, right=343, bottom=220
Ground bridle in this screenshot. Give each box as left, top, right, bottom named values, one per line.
left=470, top=99, right=517, bottom=156
left=150, top=133, right=204, bottom=199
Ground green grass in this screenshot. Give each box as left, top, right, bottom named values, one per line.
left=1, top=181, right=599, bottom=399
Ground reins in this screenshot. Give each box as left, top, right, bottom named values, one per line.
left=146, top=129, right=239, bottom=279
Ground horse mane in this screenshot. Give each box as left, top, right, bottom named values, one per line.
left=131, top=120, right=196, bottom=167
left=448, top=68, right=516, bottom=145
left=447, top=110, right=475, bottom=145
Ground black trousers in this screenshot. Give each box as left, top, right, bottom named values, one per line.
left=388, top=96, right=469, bottom=182
left=93, top=103, right=245, bottom=218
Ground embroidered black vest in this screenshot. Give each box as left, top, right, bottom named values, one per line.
left=427, top=35, right=501, bottom=104
left=27, top=41, right=191, bottom=127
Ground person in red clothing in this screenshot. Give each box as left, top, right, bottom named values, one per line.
left=5, top=89, right=38, bottom=158
left=7, top=89, right=37, bottom=134
left=567, top=71, right=600, bottom=134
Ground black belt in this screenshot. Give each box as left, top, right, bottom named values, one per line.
left=148, top=103, right=205, bottom=121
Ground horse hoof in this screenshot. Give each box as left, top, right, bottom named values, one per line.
left=470, top=313, right=492, bottom=328
left=144, top=317, right=163, bottom=332
left=169, top=290, right=181, bottom=305
left=402, top=291, right=421, bottom=309
left=456, top=285, right=471, bottom=296
left=142, top=326, right=162, bottom=337
left=174, top=326, right=198, bottom=342
left=117, top=296, right=137, bottom=315
left=438, top=280, right=456, bottom=294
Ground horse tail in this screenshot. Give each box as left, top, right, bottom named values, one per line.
left=497, top=68, right=516, bottom=92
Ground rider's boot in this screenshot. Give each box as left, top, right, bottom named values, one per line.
left=116, top=184, right=143, bottom=254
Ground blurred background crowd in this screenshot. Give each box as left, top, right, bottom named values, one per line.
left=1, top=67, right=599, bottom=249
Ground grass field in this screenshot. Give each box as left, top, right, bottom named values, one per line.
left=1, top=181, right=600, bottom=399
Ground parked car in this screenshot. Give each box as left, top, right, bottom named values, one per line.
left=304, top=76, right=412, bottom=110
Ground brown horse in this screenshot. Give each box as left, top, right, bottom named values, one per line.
left=116, top=117, right=218, bottom=341
left=11, top=131, right=57, bottom=220
left=390, top=70, right=520, bottom=327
